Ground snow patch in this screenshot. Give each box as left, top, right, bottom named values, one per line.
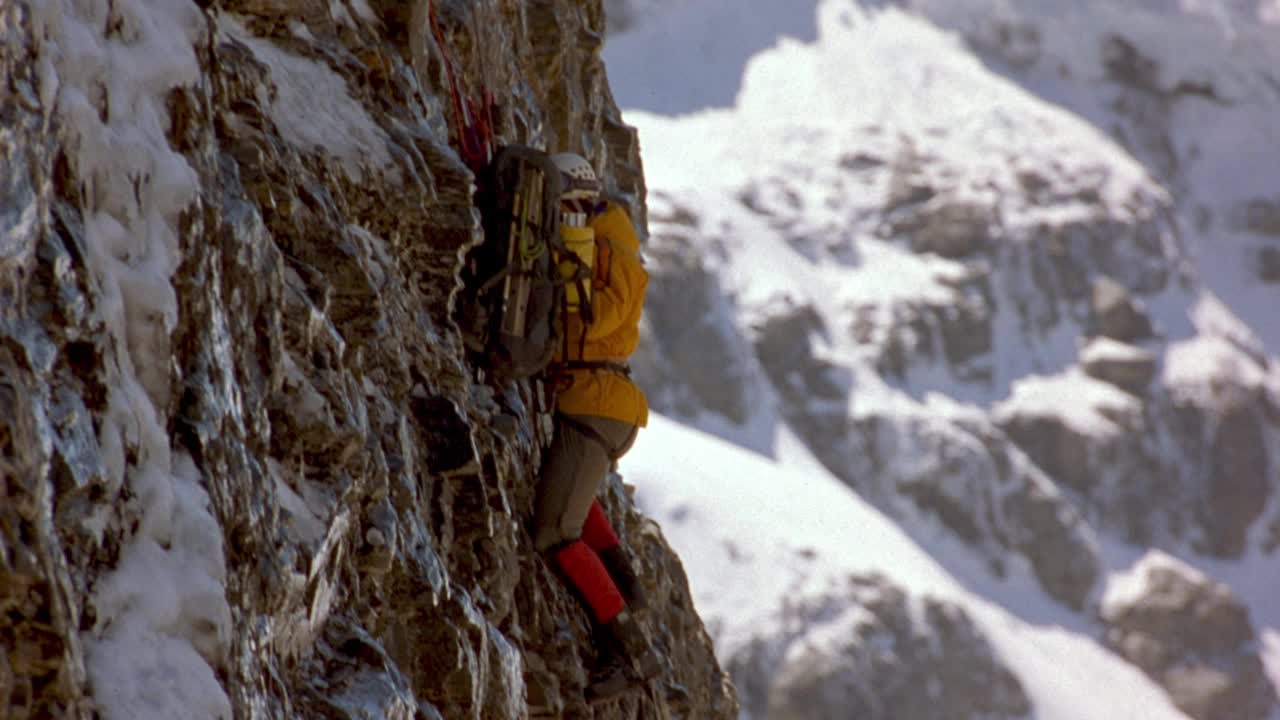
left=1081, top=337, right=1155, bottom=365
left=31, top=1, right=232, bottom=718
left=220, top=15, right=393, bottom=182
left=1100, top=549, right=1205, bottom=614
left=996, top=369, right=1141, bottom=436
left=1164, top=295, right=1271, bottom=398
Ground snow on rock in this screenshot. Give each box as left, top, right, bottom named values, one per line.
left=1102, top=550, right=1278, bottom=720
left=902, top=0, right=1280, bottom=351
left=3, top=1, right=735, bottom=718
left=218, top=15, right=394, bottom=183
left=1080, top=336, right=1158, bottom=394
left=29, top=1, right=231, bottom=718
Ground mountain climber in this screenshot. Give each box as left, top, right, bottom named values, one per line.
left=531, top=152, right=661, bottom=700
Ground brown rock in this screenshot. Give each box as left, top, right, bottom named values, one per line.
left=1081, top=338, right=1157, bottom=394
left=1102, top=553, right=1278, bottom=720
left=2, top=1, right=735, bottom=718
left=1204, top=393, right=1271, bottom=557
left=1259, top=245, right=1280, bottom=284
left=1240, top=197, right=1280, bottom=237
left=1091, top=276, right=1154, bottom=341
left=738, top=574, right=1032, bottom=720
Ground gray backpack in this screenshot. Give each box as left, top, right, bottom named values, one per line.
left=458, top=145, right=575, bottom=381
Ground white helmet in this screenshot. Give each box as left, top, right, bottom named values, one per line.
left=551, top=153, right=601, bottom=201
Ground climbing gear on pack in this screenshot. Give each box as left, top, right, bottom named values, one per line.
left=551, top=153, right=602, bottom=200
left=559, top=224, right=595, bottom=313
left=459, top=145, right=565, bottom=380
left=456, top=148, right=604, bottom=382
left=428, top=0, right=495, bottom=173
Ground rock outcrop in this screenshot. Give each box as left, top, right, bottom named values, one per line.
left=1102, top=552, right=1278, bottom=720
left=0, top=1, right=734, bottom=718
left=730, top=574, right=1032, bottom=720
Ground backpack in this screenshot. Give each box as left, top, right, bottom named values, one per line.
left=458, top=145, right=580, bottom=382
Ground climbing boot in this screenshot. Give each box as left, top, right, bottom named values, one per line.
left=585, top=650, right=635, bottom=702
left=605, top=610, right=662, bottom=682
left=599, top=544, right=647, bottom=611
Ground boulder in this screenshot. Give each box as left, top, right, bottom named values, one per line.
left=1102, top=552, right=1278, bottom=720
left=1091, top=276, right=1155, bottom=342
left=1081, top=337, right=1158, bottom=394
left=729, top=574, right=1032, bottom=720
left=1259, top=246, right=1280, bottom=284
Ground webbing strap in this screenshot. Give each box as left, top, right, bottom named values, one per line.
left=557, top=414, right=630, bottom=463
left=559, top=361, right=631, bottom=376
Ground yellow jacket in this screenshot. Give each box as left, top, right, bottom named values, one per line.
left=554, top=204, right=649, bottom=427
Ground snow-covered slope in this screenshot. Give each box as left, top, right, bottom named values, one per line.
left=628, top=414, right=1198, bottom=720
left=605, top=0, right=1280, bottom=717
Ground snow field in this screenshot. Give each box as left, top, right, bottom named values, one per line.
left=626, top=414, right=1192, bottom=719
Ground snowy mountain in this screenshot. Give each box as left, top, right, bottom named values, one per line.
left=605, top=1, right=1280, bottom=718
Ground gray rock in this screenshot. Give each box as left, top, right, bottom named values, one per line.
left=729, top=574, right=1032, bottom=720
left=1091, top=276, right=1155, bottom=342
left=902, top=201, right=996, bottom=259
left=1258, top=245, right=1280, bottom=284
left=1102, top=553, right=1278, bottom=720
left=1239, top=197, right=1280, bottom=237
left=0, top=2, right=735, bottom=719
left=1081, top=337, right=1158, bottom=394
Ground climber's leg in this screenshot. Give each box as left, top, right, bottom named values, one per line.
left=582, top=500, right=647, bottom=610
left=532, top=414, right=635, bottom=553
left=552, top=540, right=625, bottom=624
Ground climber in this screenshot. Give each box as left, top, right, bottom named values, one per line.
left=531, top=152, right=661, bottom=701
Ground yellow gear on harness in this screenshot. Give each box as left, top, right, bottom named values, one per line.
left=558, top=224, right=595, bottom=312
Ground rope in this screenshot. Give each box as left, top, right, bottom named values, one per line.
left=428, top=0, right=494, bottom=173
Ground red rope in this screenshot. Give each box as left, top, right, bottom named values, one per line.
left=429, top=0, right=494, bottom=173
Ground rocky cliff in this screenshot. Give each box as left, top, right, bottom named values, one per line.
left=0, top=1, right=734, bottom=718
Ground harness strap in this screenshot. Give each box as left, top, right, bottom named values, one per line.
left=557, top=414, right=632, bottom=463
left=559, top=361, right=631, bottom=377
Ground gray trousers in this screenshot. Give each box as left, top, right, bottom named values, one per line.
left=532, top=414, right=639, bottom=552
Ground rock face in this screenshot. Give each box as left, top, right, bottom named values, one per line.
left=1102, top=552, right=1278, bottom=720
left=0, top=1, right=734, bottom=719
left=730, top=574, right=1032, bottom=720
